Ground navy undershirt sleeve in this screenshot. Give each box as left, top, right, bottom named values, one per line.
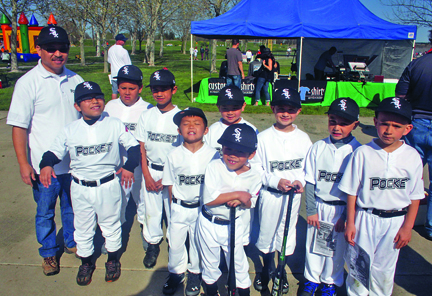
left=123, top=145, right=140, bottom=172
left=39, top=151, right=61, bottom=169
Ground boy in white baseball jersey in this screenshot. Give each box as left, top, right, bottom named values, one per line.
left=339, top=97, right=423, bottom=296
left=197, top=124, right=262, bottom=296
left=205, top=85, right=259, bottom=249
left=135, top=69, right=183, bottom=269
left=251, top=88, right=312, bottom=294
left=39, top=81, right=140, bottom=285
left=301, top=98, right=361, bottom=296
left=105, top=65, right=152, bottom=239
left=162, top=108, right=219, bottom=296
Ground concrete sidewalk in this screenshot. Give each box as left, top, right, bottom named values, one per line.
left=1, top=110, right=432, bottom=296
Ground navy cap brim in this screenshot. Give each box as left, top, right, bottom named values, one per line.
left=217, top=138, right=256, bottom=153
left=173, top=109, right=207, bottom=126
left=270, top=100, right=301, bottom=108
left=326, top=110, right=358, bottom=122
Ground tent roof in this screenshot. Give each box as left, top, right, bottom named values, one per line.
left=191, top=0, right=416, bottom=40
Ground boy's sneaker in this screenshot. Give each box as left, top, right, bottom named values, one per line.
left=64, top=245, right=77, bottom=254
left=282, top=271, right=289, bottom=294
left=253, top=272, right=263, bottom=291
left=185, top=272, right=201, bottom=296
left=76, top=263, right=96, bottom=286
left=144, top=241, right=161, bottom=268
left=42, top=256, right=59, bottom=276
left=321, top=284, right=337, bottom=296
left=163, top=273, right=185, bottom=295
left=105, top=260, right=121, bottom=282
left=300, top=281, right=320, bottom=296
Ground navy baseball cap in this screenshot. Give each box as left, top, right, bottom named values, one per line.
left=218, top=123, right=258, bottom=153
left=115, top=34, right=128, bottom=42
left=217, top=85, right=245, bottom=106
left=37, top=26, right=70, bottom=45
left=74, top=81, right=104, bottom=104
left=271, top=87, right=301, bottom=108
left=146, top=69, right=176, bottom=87
left=115, top=65, right=143, bottom=81
left=326, top=97, right=359, bottom=122
left=173, top=107, right=208, bottom=127
left=375, top=97, right=412, bottom=123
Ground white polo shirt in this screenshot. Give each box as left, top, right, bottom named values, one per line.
left=107, top=44, right=132, bottom=80
left=7, top=59, right=84, bottom=174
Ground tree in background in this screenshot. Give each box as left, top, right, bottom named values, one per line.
left=383, top=0, right=432, bottom=28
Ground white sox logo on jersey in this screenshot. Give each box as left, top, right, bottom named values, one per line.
left=178, top=174, right=205, bottom=185
left=153, top=71, right=161, bottom=80
left=391, top=98, right=402, bottom=109
left=338, top=99, right=347, bottom=111
left=270, top=158, right=303, bottom=172
left=122, top=66, right=129, bottom=75
left=147, top=131, right=178, bottom=143
left=233, top=128, right=242, bottom=142
left=83, top=82, right=93, bottom=90
left=75, top=142, right=113, bottom=156
left=49, top=28, right=59, bottom=38
left=282, top=88, right=290, bottom=99
left=225, top=89, right=234, bottom=99
left=318, top=170, right=343, bottom=183
left=369, top=177, right=409, bottom=190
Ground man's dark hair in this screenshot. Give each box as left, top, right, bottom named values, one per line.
left=329, top=47, right=337, bottom=54
left=232, top=39, right=239, bottom=46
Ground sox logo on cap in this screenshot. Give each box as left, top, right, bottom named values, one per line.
left=225, top=89, right=234, bottom=99
left=338, top=99, right=347, bottom=111
left=154, top=72, right=161, bottom=80
left=282, top=89, right=290, bottom=99
left=391, top=97, right=401, bottom=109
left=83, top=82, right=93, bottom=90
left=49, top=28, right=59, bottom=38
left=122, top=66, right=129, bottom=75
left=233, top=128, right=242, bottom=142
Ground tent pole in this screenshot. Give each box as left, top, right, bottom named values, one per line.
left=191, top=34, right=193, bottom=103
left=298, top=37, right=304, bottom=90
left=411, top=40, right=416, bottom=62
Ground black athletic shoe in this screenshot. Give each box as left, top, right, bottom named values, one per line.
left=300, top=281, right=320, bottom=296
left=254, top=272, right=263, bottom=291
left=163, top=273, right=185, bottom=295
left=76, top=263, right=96, bottom=286
left=105, top=260, right=121, bottom=282
left=143, top=242, right=161, bottom=268
left=185, top=272, right=201, bottom=296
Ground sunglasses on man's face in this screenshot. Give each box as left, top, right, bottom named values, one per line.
left=42, top=46, right=69, bottom=53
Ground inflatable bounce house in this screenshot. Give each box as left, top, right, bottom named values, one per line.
left=1, top=13, right=57, bottom=62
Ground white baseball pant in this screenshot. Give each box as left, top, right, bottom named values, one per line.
left=120, top=164, right=145, bottom=225
left=304, top=199, right=346, bottom=287
left=255, top=189, right=301, bottom=255
left=71, top=178, right=122, bottom=258
left=346, top=209, right=404, bottom=296
left=196, top=212, right=251, bottom=289
left=167, top=202, right=200, bottom=274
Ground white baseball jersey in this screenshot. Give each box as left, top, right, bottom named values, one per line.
left=203, top=158, right=262, bottom=220
left=304, top=136, right=361, bottom=202
left=105, top=98, right=153, bottom=135
left=338, top=140, right=424, bottom=210
left=252, top=124, right=312, bottom=255
left=107, top=44, right=132, bottom=80
left=134, top=106, right=183, bottom=165
left=7, top=59, right=84, bottom=174
left=48, top=114, right=139, bottom=180
left=252, top=125, right=312, bottom=189
left=162, top=143, right=219, bottom=203
left=204, top=118, right=259, bottom=153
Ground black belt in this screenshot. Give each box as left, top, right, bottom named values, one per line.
left=73, top=173, right=115, bottom=187
left=320, top=198, right=346, bottom=206
left=363, top=207, right=408, bottom=218
left=201, top=207, right=231, bottom=225
left=172, top=196, right=200, bottom=208
left=149, top=162, right=164, bottom=171
left=264, top=186, right=290, bottom=195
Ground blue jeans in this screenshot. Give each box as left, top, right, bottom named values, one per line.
left=32, top=174, right=75, bottom=258
left=226, top=75, right=242, bottom=89
left=255, top=77, right=270, bottom=104
left=404, top=118, right=432, bottom=234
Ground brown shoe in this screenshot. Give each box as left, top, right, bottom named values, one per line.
left=64, top=245, right=77, bottom=254
left=42, top=256, right=59, bottom=276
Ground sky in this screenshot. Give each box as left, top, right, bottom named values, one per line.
left=360, top=0, right=429, bottom=42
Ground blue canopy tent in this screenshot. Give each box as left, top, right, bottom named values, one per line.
left=191, top=0, right=416, bottom=82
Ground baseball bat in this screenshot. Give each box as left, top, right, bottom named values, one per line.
left=227, top=206, right=236, bottom=296
left=271, top=189, right=295, bottom=296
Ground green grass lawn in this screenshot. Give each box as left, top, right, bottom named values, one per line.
left=0, top=39, right=375, bottom=116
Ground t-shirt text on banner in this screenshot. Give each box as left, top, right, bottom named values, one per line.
left=208, top=78, right=256, bottom=96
